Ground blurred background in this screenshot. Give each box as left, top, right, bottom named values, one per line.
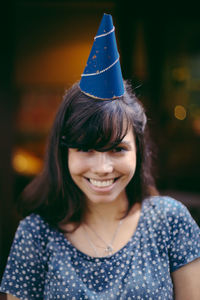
left=1, top=0, right=200, bottom=279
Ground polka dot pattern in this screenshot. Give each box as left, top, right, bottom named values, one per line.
left=0, top=196, right=200, bottom=299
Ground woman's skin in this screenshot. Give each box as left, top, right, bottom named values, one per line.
left=5, top=295, right=18, bottom=300
left=171, top=258, right=200, bottom=299
left=65, top=128, right=139, bottom=257
left=68, top=129, right=137, bottom=209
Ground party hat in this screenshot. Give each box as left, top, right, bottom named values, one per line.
left=79, top=13, right=124, bottom=100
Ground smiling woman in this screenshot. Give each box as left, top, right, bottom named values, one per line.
left=1, top=13, right=200, bottom=300
left=17, top=79, right=154, bottom=228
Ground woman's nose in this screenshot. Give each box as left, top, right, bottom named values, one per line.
left=91, top=152, right=113, bottom=174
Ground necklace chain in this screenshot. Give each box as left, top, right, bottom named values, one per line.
left=83, top=220, right=123, bottom=257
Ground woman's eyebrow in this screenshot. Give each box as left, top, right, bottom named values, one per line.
left=118, top=141, right=132, bottom=148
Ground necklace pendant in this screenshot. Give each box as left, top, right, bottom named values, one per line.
left=106, top=245, right=113, bottom=254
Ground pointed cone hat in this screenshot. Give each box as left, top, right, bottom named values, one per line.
left=79, top=13, right=124, bottom=100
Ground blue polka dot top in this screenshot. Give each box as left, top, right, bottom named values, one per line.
left=1, top=196, right=200, bottom=299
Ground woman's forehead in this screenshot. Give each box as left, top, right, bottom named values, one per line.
left=72, top=128, right=134, bottom=150
left=63, top=102, right=135, bottom=148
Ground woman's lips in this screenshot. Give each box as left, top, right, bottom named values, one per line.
left=84, top=177, right=120, bottom=192
left=89, top=178, right=114, bottom=187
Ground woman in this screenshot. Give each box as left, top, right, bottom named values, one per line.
left=1, top=13, right=200, bottom=300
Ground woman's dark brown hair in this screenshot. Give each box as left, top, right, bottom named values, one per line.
left=19, top=80, right=158, bottom=229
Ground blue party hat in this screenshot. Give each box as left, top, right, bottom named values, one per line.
left=79, top=13, right=124, bottom=100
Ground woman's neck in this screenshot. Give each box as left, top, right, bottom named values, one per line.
left=84, top=194, right=128, bottom=228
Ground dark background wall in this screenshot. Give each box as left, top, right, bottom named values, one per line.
left=1, top=0, right=200, bottom=279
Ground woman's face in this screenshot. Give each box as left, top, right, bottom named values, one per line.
left=68, top=128, right=137, bottom=205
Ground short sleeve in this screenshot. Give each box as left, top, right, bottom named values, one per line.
left=167, top=199, right=200, bottom=273
left=0, top=215, right=47, bottom=299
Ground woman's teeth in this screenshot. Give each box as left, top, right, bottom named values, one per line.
left=89, top=178, right=114, bottom=187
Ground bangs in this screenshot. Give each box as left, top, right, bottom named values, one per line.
left=63, top=100, right=131, bottom=151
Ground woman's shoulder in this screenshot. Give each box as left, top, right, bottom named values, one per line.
left=143, top=196, right=200, bottom=272
left=143, top=195, right=200, bottom=232
left=18, top=213, right=50, bottom=230
left=144, top=195, right=189, bottom=215
left=15, top=213, right=56, bottom=246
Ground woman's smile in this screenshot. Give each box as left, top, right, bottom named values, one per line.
left=88, top=178, right=115, bottom=187
left=84, top=176, right=120, bottom=193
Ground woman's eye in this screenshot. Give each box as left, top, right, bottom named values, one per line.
left=112, top=147, right=127, bottom=153
left=77, top=148, right=92, bottom=153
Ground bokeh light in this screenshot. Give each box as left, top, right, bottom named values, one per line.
left=174, top=105, right=187, bottom=120
left=12, top=149, right=43, bottom=176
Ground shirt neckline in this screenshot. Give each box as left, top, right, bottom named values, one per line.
left=58, top=199, right=148, bottom=261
